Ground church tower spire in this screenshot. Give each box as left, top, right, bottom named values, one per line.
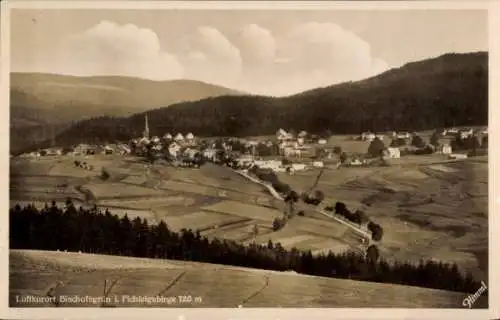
left=143, top=114, right=150, bottom=139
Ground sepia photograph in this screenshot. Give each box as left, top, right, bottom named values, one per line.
left=2, top=0, right=498, bottom=317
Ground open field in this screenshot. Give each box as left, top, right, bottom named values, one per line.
left=9, top=249, right=487, bottom=308
left=10, top=135, right=489, bottom=284
left=275, top=152, right=488, bottom=281
left=10, top=156, right=360, bottom=256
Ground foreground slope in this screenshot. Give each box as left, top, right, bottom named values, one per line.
left=46, top=52, right=487, bottom=147
left=9, top=250, right=486, bottom=308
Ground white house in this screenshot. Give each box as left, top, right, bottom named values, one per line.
left=203, top=148, right=217, bottom=160
left=383, top=147, right=400, bottom=159
left=253, top=160, right=282, bottom=170
left=151, top=136, right=161, bottom=143
left=318, top=139, right=327, bottom=145
left=163, top=133, right=173, bottom=140
left=291, top=163, right=306, bottom=171
left=297, top=137, right=305, bottom=145
left=312, top=161, right=324, bottom=168
left=362, top=132, right=376, bottom=142
left=395, top=132, right=410, bottom=139
left=442, top=144, right=452, bottom=155
left=298, top=130, right=308, bottom=138
left=174, top=133, right=184, bottom=141
left=460, top=129, right=474, bottom=140
left=376, top=135, right=385, bottom=141
left=168, top=142, right=182, bottom=157
left=449, top=153, right=468, bottom=160
left=186, top=132, right=195, bottom=140
left=350, top=159, right=363, bottom=166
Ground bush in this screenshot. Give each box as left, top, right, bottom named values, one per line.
left=333, top=146, right=342, bottom=155
left=301, top=190, right=324, bottom=206
left=482, top=135, right=488, bottom=148
left=100, top=168, right=110, bottom=181
left=430, top=132, right=440, bottom=147
left=411, top=135, right=426, bottom=148
left=273, top=181, right=292, bottom=195
left=297, top=211, right=305, bottom=216
left=368, top=222, right=384, bottom=241
left=285, top=190, right=300, bottom=203
left=414, top=145, right=434, bottom=155
left=334, top=202, right=348, bottom=215
left=272, top=217, right=287, bottom=231
left=366, top=245, right=380, bottom=264
left=339, top=152, right=348, bottom=163
left=368, top=138, right=385, bottom=158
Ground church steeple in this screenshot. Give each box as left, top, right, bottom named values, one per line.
left=143, top=114, right=150, bottom=139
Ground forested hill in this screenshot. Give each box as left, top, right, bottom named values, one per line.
left=10, top=73, right=242, bottom=153
left=44, top=51, right=488, bottom=148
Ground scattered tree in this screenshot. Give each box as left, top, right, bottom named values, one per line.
left=411, top=135, right=426, bottom=148
left=366, top=245, right=380, bottom=265
left=367, top=138, right=385, bottom=158
left=430, top=131, right=440, bottom=147
left=100, top=168, right=110, bottom=181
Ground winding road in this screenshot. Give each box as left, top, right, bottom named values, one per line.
left=234, top=170, right=372, bottom=241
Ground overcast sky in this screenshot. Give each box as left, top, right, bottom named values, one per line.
left=11, top=8, right=488, bottom=96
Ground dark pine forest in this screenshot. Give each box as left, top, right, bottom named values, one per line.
left=10, top=201, right=481, bottom=294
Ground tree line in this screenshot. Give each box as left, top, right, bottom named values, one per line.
left=9, top=201, right=480, bottom=294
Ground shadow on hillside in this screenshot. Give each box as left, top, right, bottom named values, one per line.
left=397, top=213, right=469, bottom=238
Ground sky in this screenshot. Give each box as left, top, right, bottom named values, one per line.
left=10, top=8, right=488, bottom=96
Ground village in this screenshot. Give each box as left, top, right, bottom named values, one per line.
left=16, top=114, right=488, bottom=175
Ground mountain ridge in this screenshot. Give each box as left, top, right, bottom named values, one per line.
left=13, top=51, right=488, bottom=152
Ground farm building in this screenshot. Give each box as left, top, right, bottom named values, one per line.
left=297, top=137, right=305, bottom=145
left=174, top=133, right=184, bottom=141
left=151, top=136, right=161, bottom=143
left=291, top=163, right=306, bottom=171
left=203, top=148, right=217, bottom=161
left=245, top=140, right=259, bottom=147
left=103, top=146, right=114, bottom=154
left=186, top=133, right=195, bottom=140
left=361, top=132, right=376, bottom=141
left=350, top=159, right=363, bottom=166
left=460, top=129, right=474, bottom=139
left=253, top=160, right=282, bottom=171
left=443, top=128, right=459, bottom=136
left=442, top=144, right=452, bottom=155
left=449, top=153, right=468, bottom=160
left=318, top=139, right=327, bottom=145
left=383, top=147, right=400, bottom=159
left=393, top=132, right=410, bottom=139
left=312, top=161, right=324, bottom=168
left=163, top=133, right=173, bottom=140
left=298, top=130, right=308, bottom=138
